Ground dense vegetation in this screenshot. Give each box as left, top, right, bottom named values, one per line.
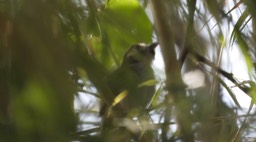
left=0, top=0, right=256, bottom=142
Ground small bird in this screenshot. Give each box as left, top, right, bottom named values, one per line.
left=100, top=42, right=157, bottom=142
left=105, top=42, right=157, bottom=116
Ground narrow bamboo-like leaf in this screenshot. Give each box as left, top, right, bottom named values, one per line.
left=204, top=0, right=221, bottom=21
left=232, top=100, right=254, bottom=141
left=76, top=127, right=101, bottom=135
left=229, top=9, right=254, bottom=71
left=138, top=79, right=158, bottom=87
left=107, top=90, right=128, bottom=117
left=230, top=9, right=249, bottom=46
left=249, top=82, right=256, bottom=103
left=111, top=90, right=128, bottom=107
left=236, top=33, right=254, bottom=71
left=226, top=1, right=243, bottom=15
left=218, top=77, right=242, bottom=109
left=149, top=82, right=164, bottom=108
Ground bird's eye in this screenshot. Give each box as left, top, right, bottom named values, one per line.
left=134, top=45, right=141, bottom=51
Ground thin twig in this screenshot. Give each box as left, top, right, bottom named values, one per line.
left=192, top=51, right=251, bottom=95
left=232, top=101, right=254, bottom=142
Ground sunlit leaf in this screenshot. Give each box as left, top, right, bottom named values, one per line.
left=138, top=79, right=158, bottom=88
left=111, top=90, right=128, bottom=107
left=100, top=0, right=153, bottom=68
left=106, top=90, right=128, bottom=117
left=107, top=0, right=139, bottom=8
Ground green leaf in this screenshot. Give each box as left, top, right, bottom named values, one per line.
left=107, top=0, right=139, bottom=8
left=138, top=79, right=158, bottom=88
left=204, top=0, right=221, bottom=21
left=149, top=82, right=164, bottom=108
left=230, top=9, right=249, bottom=47
left=218, top=77, right=241, bottom=109
left=103, top=0, right=152, bottom=43
left=111, top=90, right=128, bottom=107
left=100, top=0, right=153, bottom=68
left=249, top=82, right=256, bottom=103
left=107, top=90, right=128, bottom=117
left=230, top=9, right=253, bottom=71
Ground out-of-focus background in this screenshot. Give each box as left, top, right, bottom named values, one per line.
left=1, top=0, right=256, bottom=142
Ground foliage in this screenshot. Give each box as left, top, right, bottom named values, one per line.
left=1, top=0, right=256, bottom=142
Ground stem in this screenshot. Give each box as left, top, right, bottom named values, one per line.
left=150, top=0, right=194, bottom=141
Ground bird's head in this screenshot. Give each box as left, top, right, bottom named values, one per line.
left=122, top=42, right=158, bottom=67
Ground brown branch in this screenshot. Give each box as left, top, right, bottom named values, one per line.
left=150, top=0, right=194, bottom=141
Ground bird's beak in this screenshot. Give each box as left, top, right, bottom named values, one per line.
left=147, top=42, right=158, bottom=57
left=149, top=42, right=158, bottom=50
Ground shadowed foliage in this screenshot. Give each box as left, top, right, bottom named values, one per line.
left=0, top=0, right=256, bottom=142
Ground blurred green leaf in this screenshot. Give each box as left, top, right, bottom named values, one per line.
left=218, top=77, right=241, bottom=109
left=107, top=90, right=128, bottom=117
left=149, top=82, right=164, bottom=108
left=81, top=0, right=153, bottom=70
left=230, top=9, right=253, bottom=71
left=100, top=0, right=153, bottom=67
left=138, top=79, right=158, bottom=88
left=249, top=82, right=256, bottom=103
left=104, top=0, right=152, bottom=43
left=11, top=79, right=75, bottom=142
left=112, top=90, right=128, bottom=107
left=230, top=9, right=249, bottom=46
left=204, top=0, right=221, bottom=21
